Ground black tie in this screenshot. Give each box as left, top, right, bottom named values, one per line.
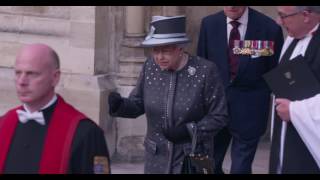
left=279, top=39, right=299, bottom=64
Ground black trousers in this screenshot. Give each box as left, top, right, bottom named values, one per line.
left=213, top=127, right=231, bottom=174
left=213, top=127, right=260, bottom=174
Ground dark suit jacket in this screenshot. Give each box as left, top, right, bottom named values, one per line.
left=197, top=8, right=284, bottom=140
left=269, top=26, right=320, bottom=174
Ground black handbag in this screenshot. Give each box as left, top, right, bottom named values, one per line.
left=181, top=126, right=214, bottom=174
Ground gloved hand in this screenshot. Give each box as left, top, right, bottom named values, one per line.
left=108, top=92, right=123, bottom=114
left=162, top=124, right=191, bottom=144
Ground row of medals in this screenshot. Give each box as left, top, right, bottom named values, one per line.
left=232, top=40, right=274, bottom=56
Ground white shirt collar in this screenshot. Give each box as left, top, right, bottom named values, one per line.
left=226, top=7, right=249, bottom=26
left=307, top=23, right=319, bottom=37
left=281, top=23, right=320, bottom=60
left=286, top=23, right=319, bottom=42
left=23, top=94, right=58, bottom=113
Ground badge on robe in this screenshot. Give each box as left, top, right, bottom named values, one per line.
left=94, top=156, right=110, bottom=174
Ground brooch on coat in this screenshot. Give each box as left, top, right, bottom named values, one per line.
left=232, top=40, right=274, bottom=56
left=188, top=66, right=196, bottom=76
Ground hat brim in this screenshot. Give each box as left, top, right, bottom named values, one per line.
left=141, top=37, right=190, bottom=47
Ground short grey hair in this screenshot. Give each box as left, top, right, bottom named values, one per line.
left=296, top=6, right=320, bottom=14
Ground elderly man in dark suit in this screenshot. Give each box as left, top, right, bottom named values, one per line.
left=197, top=6, right=284, bottom=174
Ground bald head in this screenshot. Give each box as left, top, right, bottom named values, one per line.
left=16, top=43, right=60, bottom=70
left=14, top=43, right=61, bottom=112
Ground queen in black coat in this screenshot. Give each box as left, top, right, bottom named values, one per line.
left=108, top=15, right=228, bottom=174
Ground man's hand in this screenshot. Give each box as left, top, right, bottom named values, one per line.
left=275, top=98, right=291, bottom=122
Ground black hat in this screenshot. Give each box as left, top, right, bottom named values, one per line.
left=141, top=15, right=190, bottom=47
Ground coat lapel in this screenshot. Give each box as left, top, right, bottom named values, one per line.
left=215, top=13, right=231, bottom=86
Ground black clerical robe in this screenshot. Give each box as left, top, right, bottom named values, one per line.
left=0, top=96, right=110, bottom=174
left=269, top=26, right=320, bottom=174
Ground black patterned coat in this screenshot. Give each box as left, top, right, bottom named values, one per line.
left=111, top=55, right=228, bottom=174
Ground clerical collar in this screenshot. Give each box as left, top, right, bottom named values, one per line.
left=226, top=7, right=248, bottom=26
left=309, top=23, right=319, bottom=36
left=295, top=23, right=320, bottom=41
left=23, top=94, right=58, bottom=113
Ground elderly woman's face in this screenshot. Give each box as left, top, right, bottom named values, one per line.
left=152, top=44, right=182, bottom=71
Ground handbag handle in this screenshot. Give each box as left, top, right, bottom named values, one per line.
left=191, top=125, right=198, bottom=154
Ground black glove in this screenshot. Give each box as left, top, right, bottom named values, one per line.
left=108, top=92, right=123, bottom=114
left=162, top=124, right=191, bottom=144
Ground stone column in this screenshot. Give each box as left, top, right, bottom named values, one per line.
left=112, top=6, right=147, bottom=162
left=162, top=6, right=185, bottom=16
left=125, top=6, right=145, bottom=37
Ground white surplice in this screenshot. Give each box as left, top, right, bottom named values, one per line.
left=289, top=93, right=320, bottom=168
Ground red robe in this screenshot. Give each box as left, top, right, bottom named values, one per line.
left=0, top=95, right=86, bottom=174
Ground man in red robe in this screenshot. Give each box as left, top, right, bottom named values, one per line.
left=0, top=44, right=110, bottom=174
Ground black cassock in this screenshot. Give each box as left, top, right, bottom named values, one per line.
left=3, top=101, right=110, bottom=174
left=269, top=26, right=320, bottom=174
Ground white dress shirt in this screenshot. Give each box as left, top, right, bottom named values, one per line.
left=226, top=7, right=249, bottom=43
left=23, top=94, right=58, bottom=113
left=19, top=94, right=58, bottom=125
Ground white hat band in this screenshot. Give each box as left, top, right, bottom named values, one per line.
left=152, top=33, right=187, bottom=39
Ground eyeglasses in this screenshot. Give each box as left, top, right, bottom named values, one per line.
left=278, top=11, right=302, bottom=19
